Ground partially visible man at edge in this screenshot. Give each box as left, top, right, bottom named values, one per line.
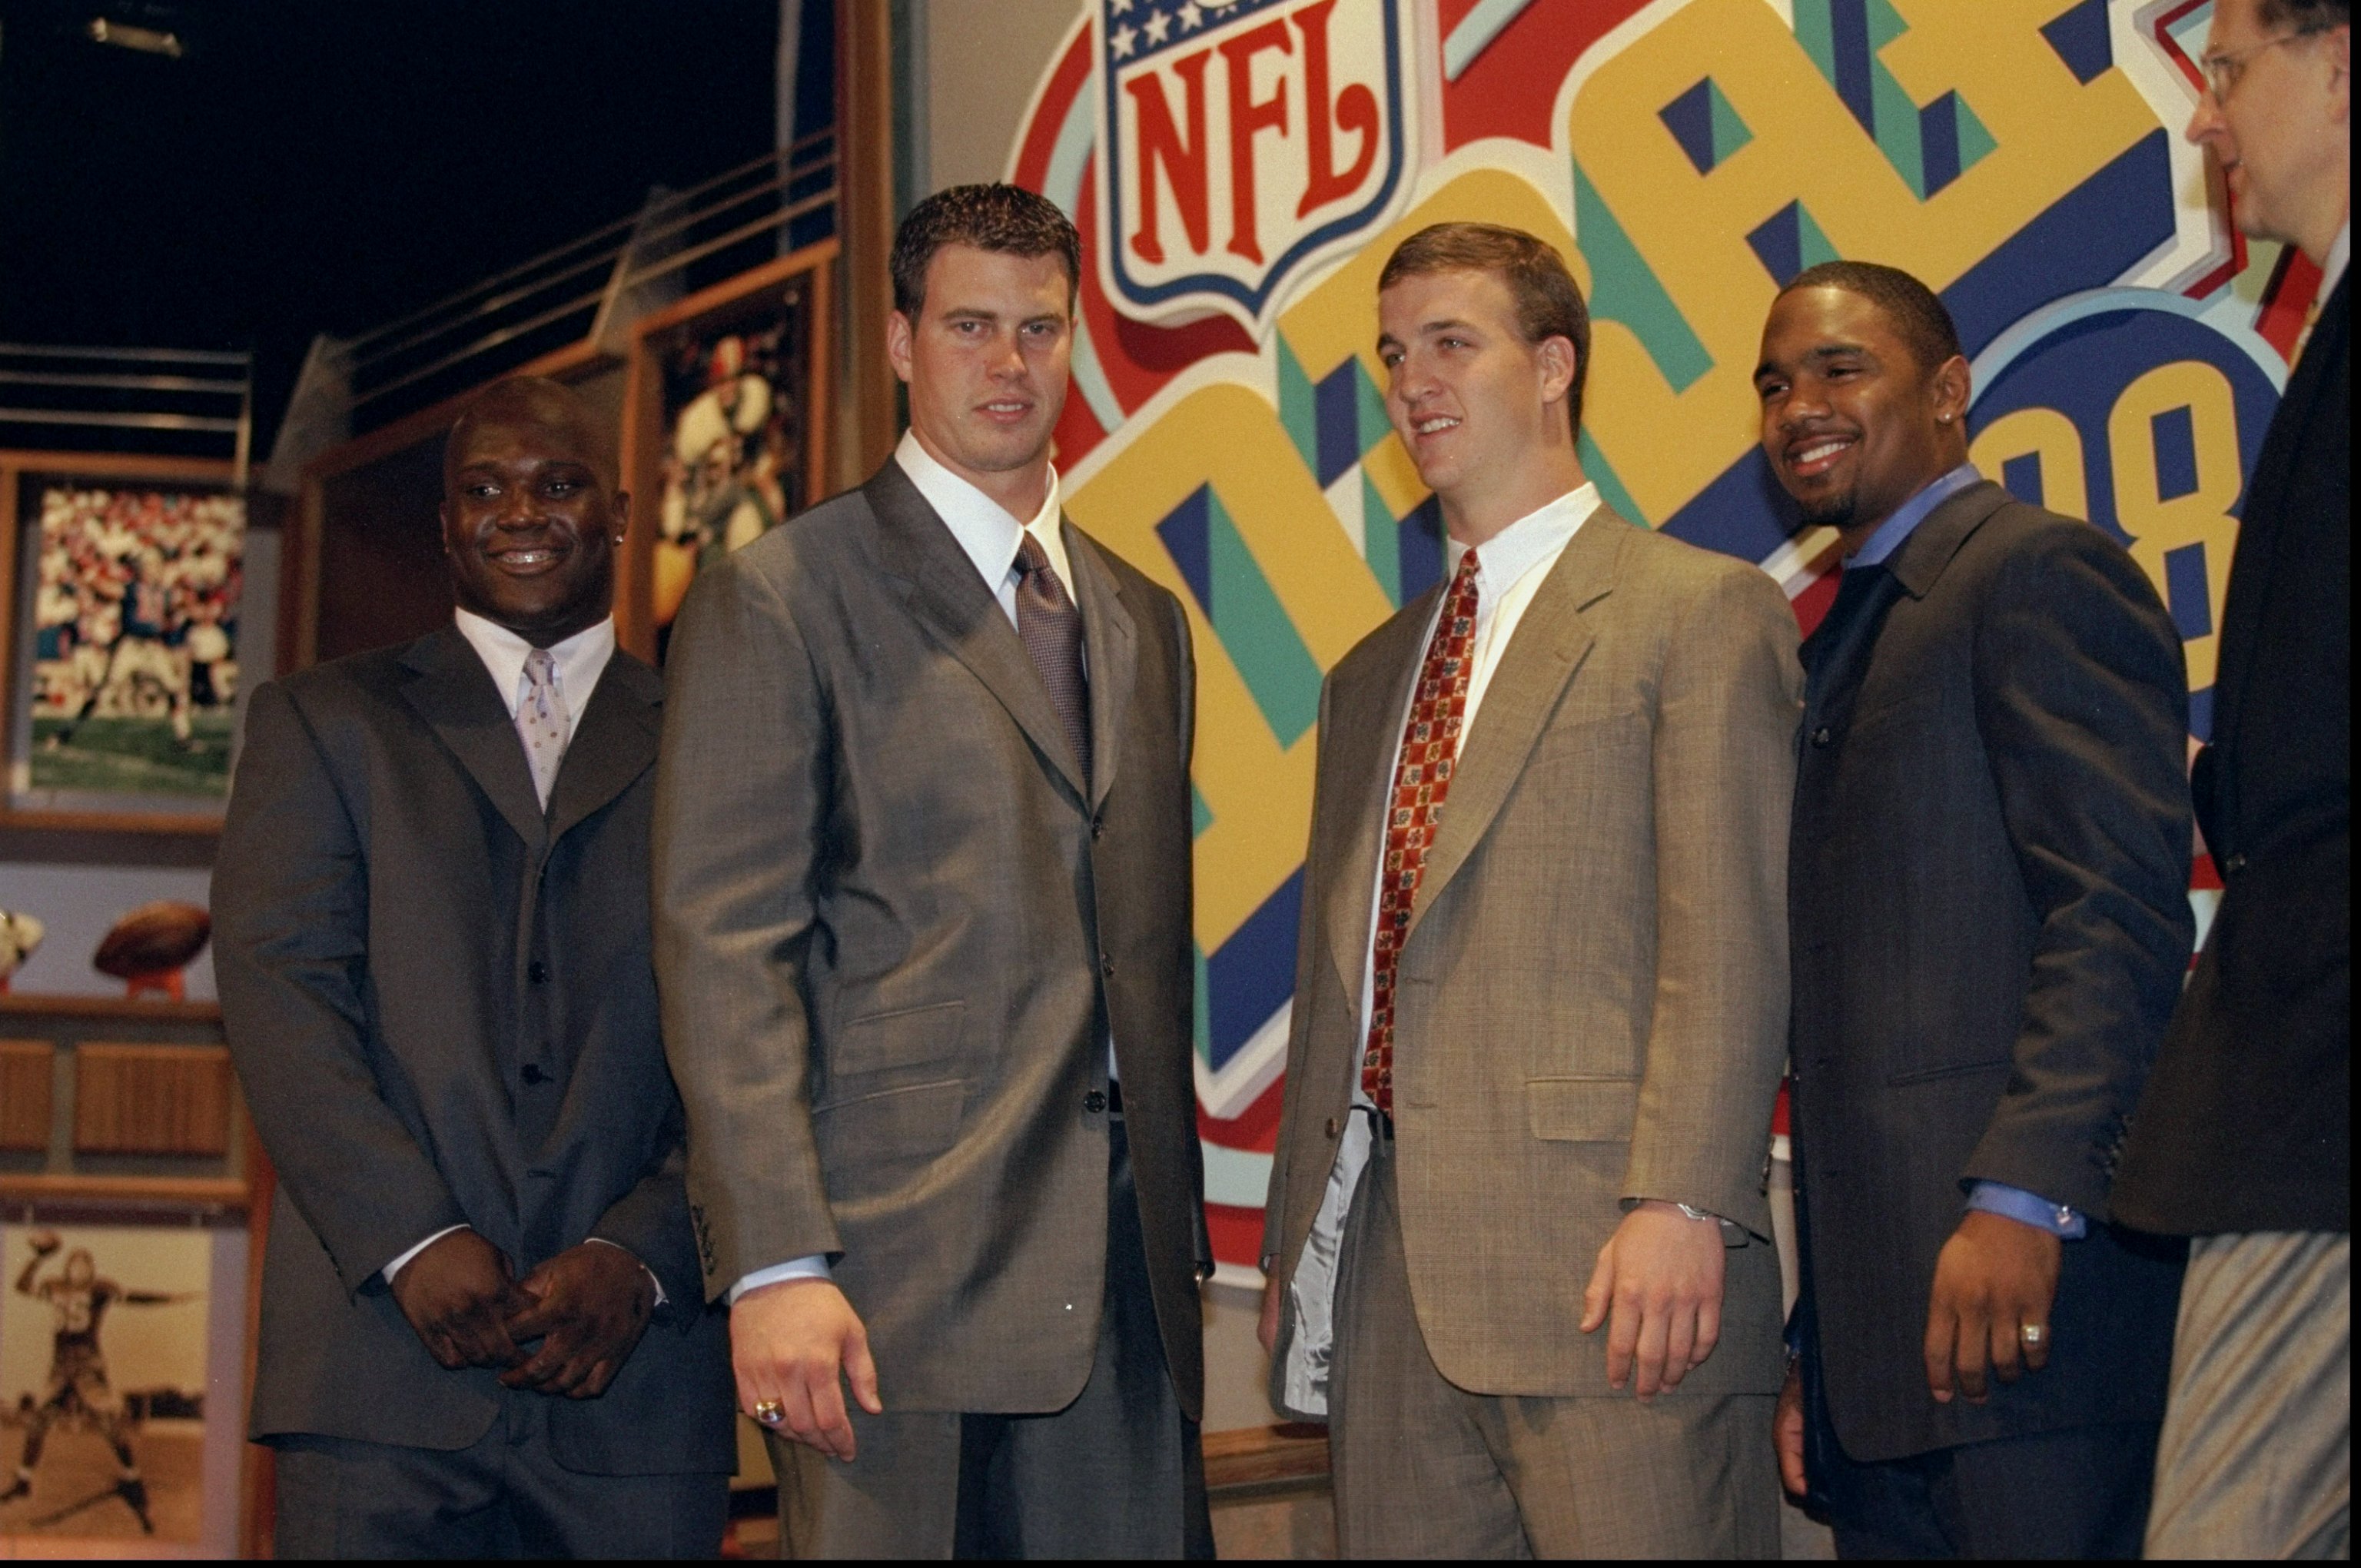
left=214, top=377, right=734, bottom=1557
left=1760, top=263, right=2194, bottom=1558
left=2114, top=1, right=2350, bottom=1556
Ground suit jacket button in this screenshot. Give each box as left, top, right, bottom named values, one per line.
left=521, top=1063, right=547, bottom=1085
left=1325, top=1117, right=1341, bottom=1138
left=2224, top=852, right=2248, bottom=874
left=1091, top=816, right=1105, bottom=841
left=527, top=960, right=548, bottom=984
left=1084, top=1090, right=1108, bottom=1114
left=1100, top=954, right=1115, bottom=978
left=1810, top=726, right=1833, bottom=747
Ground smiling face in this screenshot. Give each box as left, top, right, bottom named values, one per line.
left=1755, top=285, right=1970, bottom=540
left=2186, top=0, right=2352, bottom=259
left=1377, top=267, right=1579, bottom=543
left=888, top=244, right=1073, bottom=514
left=440, top=382, right=626, bottom=646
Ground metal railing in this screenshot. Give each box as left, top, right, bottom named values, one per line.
left=0, top=344, right=253, bottom=478
left=337, top=131, right=838, bottom=437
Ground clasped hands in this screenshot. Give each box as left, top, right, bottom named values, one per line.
left=389, top=1228, right=656, bottom=1400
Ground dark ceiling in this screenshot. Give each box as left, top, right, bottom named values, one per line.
left=0, top=0, right=785, bottom=453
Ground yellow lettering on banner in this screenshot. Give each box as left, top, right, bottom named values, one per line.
left=1970, top=407, right=2089, bottom=522
left=1066, top=384, right=1390, bottom=945
left=1568, top=0, right=2160, bottom=526
left=2107, top=360, right=2241, bottom=691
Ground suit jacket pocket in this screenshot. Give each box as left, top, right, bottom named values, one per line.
left=1527, top=1076, right=1640, bottom=1142
left=835, top=1000, right=966, bottom=1076
left=811, top=1077, right=968, bottom=1163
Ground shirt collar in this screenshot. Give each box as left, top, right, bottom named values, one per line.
left=453, top=607, right=616, bottom=725
left=1845, top=463, right=1981, bottom=570
left=1443, top=483, right=1602, bottom=598
left=2321, top=221, right=2350, bottom=305
left=894, top=429, right=1070, bottom=596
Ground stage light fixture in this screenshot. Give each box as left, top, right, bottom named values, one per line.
left=87, top=17, right=183, bottom=58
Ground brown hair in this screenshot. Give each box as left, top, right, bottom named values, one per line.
left=2258, top=0, right=2348, bottom=32
left=1378, top=222, right=1593, bottom=438
left=890, top=184, right=1082, bottom=320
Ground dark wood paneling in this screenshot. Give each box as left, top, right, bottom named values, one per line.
left=0, top=1038, right=52, bottom=1150
left=71, top=1041, right=234, bottom=1156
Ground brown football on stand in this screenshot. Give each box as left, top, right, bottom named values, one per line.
left=94, top=901, right=212, bottom=1002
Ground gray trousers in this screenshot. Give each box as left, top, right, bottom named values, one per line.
left=2145, top=1229, right=2350, bottom=1560
left=773, top=1121, right=1212, bottom=1558
left=271, top=1395, right=729, bottom=1560
left=1328, top=1134, right=1779, bottom=1559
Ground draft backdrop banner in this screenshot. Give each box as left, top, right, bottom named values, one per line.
left=999, top=0, right=2316, bottom=1281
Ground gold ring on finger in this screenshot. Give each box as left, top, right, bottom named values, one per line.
left=752, top=1398, right=785, bottom=1426
left=2019, top=1323, right=2047, bottom=1347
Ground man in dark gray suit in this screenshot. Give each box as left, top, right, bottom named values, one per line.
left=653, top=184, right=1211, bottom=1558
left=214, top=377, right=735, bottom=1557
left=1758, top=264, right=2193, bottom=1558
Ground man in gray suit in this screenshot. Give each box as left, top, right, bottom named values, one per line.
left=653, top=184, right=1211, bottom=1558
left=1258, top=223, right=1799, bottom=1556
left=214, top=377, right=736, bottom=1557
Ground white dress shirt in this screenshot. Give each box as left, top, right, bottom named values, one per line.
left=729, top=432, right=1104, bottom=1304
left=383, top=611, right=654, bottom=1298
left=2320, top=220, right=2349, bottom=310
left=1277, top=482, right=1601, bottom=1415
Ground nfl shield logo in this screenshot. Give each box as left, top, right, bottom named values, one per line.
left=1096, top=0, right=1417, bottom=334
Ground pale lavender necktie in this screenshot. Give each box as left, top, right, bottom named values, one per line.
left=518, top=648, right=566, bottom=809
left=1014, top=533, right=1091, bottom=782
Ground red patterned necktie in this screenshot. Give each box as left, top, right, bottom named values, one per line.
left=1363, top=549, right=1483, bottom=1115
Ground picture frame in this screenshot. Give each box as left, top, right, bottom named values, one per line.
left=0, top=454, right=251, bottom=832
left=619, top=239, right=835, bottom=661
left=0, top=1208, right=250, bottom=1556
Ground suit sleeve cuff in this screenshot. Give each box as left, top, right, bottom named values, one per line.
left=380, top=1224, right=470, bottom=1285
left=1966, top=1181, right=2087, bottom=1238
left=728, top=1254, right=833, bottom=1304
left=583, top=1237, right=667, bottom=1308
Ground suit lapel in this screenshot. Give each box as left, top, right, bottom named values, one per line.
left=1323, top=591, right=1440, bottom=1002
left=399, top=626, right=547, bottom=852
left=2214, top=276, right=2346, bottom=749
left=1064, top=524, right=1138, bottom=810
left=1884, top=480, right=2011, bottom=603
left=865, top=463, right=1089, bottom=799
left=1407, top=510, right=1619, bottom=932
left=548, top=653, right=662, bottom=844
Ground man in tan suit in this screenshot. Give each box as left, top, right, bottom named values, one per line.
left=654, top=185, right=1210, bottom=1557
left=1258, top=224, right=1799, bottom=1556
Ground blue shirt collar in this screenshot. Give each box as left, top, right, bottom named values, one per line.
left=1845, top=463, right=1981, bottom=570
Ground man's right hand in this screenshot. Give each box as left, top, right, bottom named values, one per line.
left=1257, top=1273, right=1282, bottom=1356
left=390, top=1228, right=527, bottom=1371
left=732, top=1277, right=882, bottom=1462
left=1775, top=1362, right=1808, bottom=1497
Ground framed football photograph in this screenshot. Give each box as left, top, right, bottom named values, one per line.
left=1, top=455, right=265, bottom=829
left=619, top=239, right=835, bottom=660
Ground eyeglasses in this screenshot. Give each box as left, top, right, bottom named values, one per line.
left=2200, top=27, right=2325, bottom=101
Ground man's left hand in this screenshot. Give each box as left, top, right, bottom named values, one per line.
left=500, top=1243, right=659, bottom=1399
left=1923, top=1209, right=2060, bottom=1404
left=1580, top=1200, right=1728, bottom=1398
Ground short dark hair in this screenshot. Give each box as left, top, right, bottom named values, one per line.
left=889, top=184, right=1082, bottom=319
left=2257, top=0, right=2348, bottom=32
left=1379, top=222, right=1594, bottom=439
left=1782, top=260, right=1963, bottom=374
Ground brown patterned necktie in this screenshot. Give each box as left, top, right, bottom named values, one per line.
left=1363, top=548, right=1483, bottom=1115
left=1014, top=532, right=1091, bottom=783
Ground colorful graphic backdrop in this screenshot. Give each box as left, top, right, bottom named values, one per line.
left=1002, top=0, right=2316, bottom=1277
